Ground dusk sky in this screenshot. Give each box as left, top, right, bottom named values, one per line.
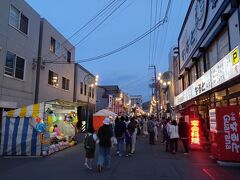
left=26, top=0, right=190, bottom=102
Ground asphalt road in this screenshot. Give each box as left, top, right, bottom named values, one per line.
left=0, top=134, right=240, bottom=180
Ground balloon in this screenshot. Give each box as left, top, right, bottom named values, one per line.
left=36, top=117, right=41, bottom=123
left=49, top=126, right=54, bottom=133
left=48, top=116, right=53, bottom=126
left=36, top=123, right=46, bottom=133
left=51, top=114, right=57, bottom=123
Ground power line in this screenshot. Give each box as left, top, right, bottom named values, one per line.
left=41, top=0, right=118, bottom=59
left=73, top=0, right=127, bottom=47
left=44, top=0, right=172, bottom=64
left=78, top=0, right=137, bottom=48
left=43, top=0, right=127, bottom=63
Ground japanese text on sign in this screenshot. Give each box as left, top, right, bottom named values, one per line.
left=224, top=113, right=240, bottom=153
left=191, top=120, right=200, bottom=144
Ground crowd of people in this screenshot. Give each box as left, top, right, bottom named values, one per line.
left=83, top=115, right=190, bottom=172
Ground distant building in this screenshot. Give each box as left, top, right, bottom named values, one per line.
left=96, top=85, right=130, bottom=115
left=130, top=95, right=142, bottom=108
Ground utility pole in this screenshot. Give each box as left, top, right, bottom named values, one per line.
left=149, top=65, right=159, bottom=119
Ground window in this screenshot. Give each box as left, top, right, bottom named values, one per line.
left=206, top=28, right=229, bottom=69
left=9, top=5, right=20, bottom=29
left=62, top=77, right=70, bottom=90
left=89, top=87, right=91, bottom=97
left=84, top=84, right=87, bottom=96
left=189, top=65, right=197, bottom=85
left=92, top=88, right=94, bottom=98
left=80, top=82, right=83, bottom=94
left=20, top=14, right=28, bottom=34
left=15, top=57, right=25, bottom=79
left=50, top=37, right=56, bottom=53
left=64, top=49, right=71, bottom=62
left=4, top=51, right=25, bottom=80
left=55, top=41, right=61, bottom=56
left=9, top=5, right=28, bottom=35
left=48, top=70, right=59, bottom=87
left=183, top=73, right=189, bottom=90
left=197, top=56, right=205, bottom=78
left=50, top=37, right=61, bottom=56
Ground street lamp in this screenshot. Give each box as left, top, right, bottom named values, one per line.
left=84, top=74, right=99, bottom=130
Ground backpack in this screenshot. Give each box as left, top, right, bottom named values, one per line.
left=84, top=134, right=95, bottom=150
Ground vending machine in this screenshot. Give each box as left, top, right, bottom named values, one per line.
left=209, top=106, right=240, bottom=162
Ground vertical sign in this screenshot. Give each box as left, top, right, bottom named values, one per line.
left=108, top=95, right=113, bottom=108
left=223, top=112, right=240, bottom=153
left=190, top=119, right=200, bottom=144
left=209, top=109, right=216, bottom=132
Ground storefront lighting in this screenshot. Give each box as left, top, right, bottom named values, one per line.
left=160, top=80, right=163, bottom=83
left=59, top=116, right=63, bottom=120
left=163, top=82, right=167, bottom=86
left=167, top=81, right=171, bottom=85
left=158, top=73, right=162, bottom=77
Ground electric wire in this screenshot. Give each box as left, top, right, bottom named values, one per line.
left=43, top=0, right=127, bottom=63
left=43, top=0, right=172, bottom=64
left=41, top=0, right=117, bottom=59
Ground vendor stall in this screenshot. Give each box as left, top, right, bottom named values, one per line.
left=0, top=101, right=78, bottom=156
left=93, top=109, right=117, bottom=131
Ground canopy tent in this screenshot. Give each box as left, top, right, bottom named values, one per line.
left=93, top=109, right=117, bottom=131
left=93, top=109, right=117, bottom=117
left=0, top=103, right=45, bottom=156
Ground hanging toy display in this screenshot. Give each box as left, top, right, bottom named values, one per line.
left=34, top=117, right=47, bottom=133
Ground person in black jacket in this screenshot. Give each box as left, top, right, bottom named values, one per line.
left=97, top=118, right=113, bottom=172
left=178, top=117, right=190, bottom=154
left=114, top=116, right=126, bottom=156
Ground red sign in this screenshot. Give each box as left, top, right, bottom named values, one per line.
left=190, top=119, right=200, bottom=145
left=210, top=106, right=240, bottom=162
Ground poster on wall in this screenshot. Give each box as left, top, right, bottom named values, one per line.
left=209, top=109, right=216, bottom=132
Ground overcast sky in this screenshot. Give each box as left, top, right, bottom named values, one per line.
left=26, top=0, right=190, bottom=102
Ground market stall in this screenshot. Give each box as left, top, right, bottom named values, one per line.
left=93, top=109, right=117, bottom=131
left=0, top=102, right=78, bottom=156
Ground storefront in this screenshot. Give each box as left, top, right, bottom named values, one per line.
left=174, top=0, right=240, bottom=156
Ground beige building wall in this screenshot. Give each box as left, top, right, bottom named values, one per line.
left=0, top=0, right=40, bottom=108
left=37, top=18, right=75, bottom=103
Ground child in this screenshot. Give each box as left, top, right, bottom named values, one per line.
left=84, top=128, right=98, bottom=170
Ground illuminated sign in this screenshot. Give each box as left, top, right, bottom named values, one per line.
left=190, top=120, right=200, bottom=144
left=175, top=46, right=240, bottom=106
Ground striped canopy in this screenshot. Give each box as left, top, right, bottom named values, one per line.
left=1, top=103, right=45, bottom=156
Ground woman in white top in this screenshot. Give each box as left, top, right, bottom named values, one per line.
left=168, top=120, right=179, bottom=154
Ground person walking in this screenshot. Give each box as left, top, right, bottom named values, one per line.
left=169, top=120, right=179, bottom=154
left=142, top=116, right=148, bottom=136
left=83, top=128, right=98, bottom=170
left=147, top=115, right=155, bottom=145
left=97, top=118, right=113, bottom=172
left=114, top=116, right=126, bottom=156
left=165, top=118, right=171, bottom=152
left=128, top=117, right=138, bottom=154
left=178, top=117, right=190, bottom=154
left=125, top=126, right=132, bottom=157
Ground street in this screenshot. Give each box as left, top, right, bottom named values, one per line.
left=1, top=134, right=240, bottom=180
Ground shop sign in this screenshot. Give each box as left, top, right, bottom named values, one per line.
left=179, top=0, right=224, bottom=69
left=209, top=109, right=216, bottom=131
left=190, top=119, right=200, bottom=144
left=211, top=47, right=240, bottom=88
left=175, top=46, right=239, bottom=106
left=223, top=112, right=240, bottom=153
left=192, top=71, right=211, bottom=97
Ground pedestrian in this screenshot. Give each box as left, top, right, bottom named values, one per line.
left=114, top=116, right=126, bottom=156
left=169, top=120, right=179, bottom=154
left=154, top=119, right=159, bottom=142
left=97, top=118, right=113, bottom=172
left=142, top=116, right=148, bottom=136
left=165, top=118, right=171, bottom=152
left=83, top=127, right=98, bottom=170
left=128, top=117, right=138, bottom=154
left=147, top=115, right=155, bottom=145
left=125, top=125, right=132, bottom=157
left=178, top=117, right=190, bottom=154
